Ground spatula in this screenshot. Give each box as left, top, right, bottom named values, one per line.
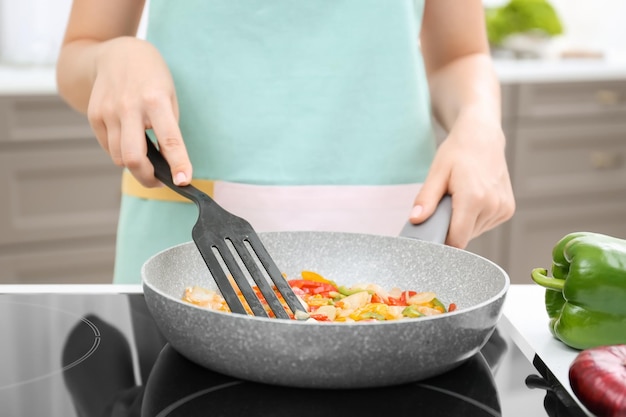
left=145, top=134, right=303, bottom=319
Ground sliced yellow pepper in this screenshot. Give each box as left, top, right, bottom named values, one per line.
left=301, top=270, right=334, bottom=284
left=350, top=303, right=394, bottom=321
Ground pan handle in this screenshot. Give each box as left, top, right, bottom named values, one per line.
left=399, top=195, right=452, bottom=244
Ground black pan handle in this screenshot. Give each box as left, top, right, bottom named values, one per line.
left=399, top=194, right=452, bottom=244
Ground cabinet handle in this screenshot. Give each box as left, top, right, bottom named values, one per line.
left=590, top=151, right=622, bottom=170
left=594, top=89, right=621, bottom=105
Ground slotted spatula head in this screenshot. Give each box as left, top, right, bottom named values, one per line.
left=145, top=134, right=303, bottom=319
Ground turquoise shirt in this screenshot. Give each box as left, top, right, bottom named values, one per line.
left=114, top=0, right=436, bottom=283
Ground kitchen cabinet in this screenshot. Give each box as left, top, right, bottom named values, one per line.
left=467, top=79, right=626, bottom=284
left=0, top=95, right=122, bottom=283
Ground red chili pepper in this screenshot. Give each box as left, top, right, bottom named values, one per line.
left=448, top=303, right=457, bottom=312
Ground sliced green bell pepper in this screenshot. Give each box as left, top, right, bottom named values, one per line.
left=337, top=286, right=367, bottom=296
left=531, top=232, right=626, bottom=350
left=401, top=305, right=423, bottom=318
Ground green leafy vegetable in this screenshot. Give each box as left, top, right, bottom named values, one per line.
left=485, top=0, right=563, bottom=46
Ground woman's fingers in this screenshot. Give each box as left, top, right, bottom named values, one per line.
left=87, top=87, right=111, bottom=154
left=147, top=95, right=192, bottom=186
left=120, top=116, right=162, bottom=187
left=447, top=179, right=515, bottom=248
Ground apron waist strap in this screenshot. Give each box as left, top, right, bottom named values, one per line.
left=121, top=170, right=421, bottom=237
left=122, top=170, right=214, bottom=202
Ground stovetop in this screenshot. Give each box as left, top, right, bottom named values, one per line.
left=0, top=289, right=587, bottom=417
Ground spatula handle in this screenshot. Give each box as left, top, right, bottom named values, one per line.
left=145, top=133, right=210, bottom=205
left=399, top=194, right=452, bottom=244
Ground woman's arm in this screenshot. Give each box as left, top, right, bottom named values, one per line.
left=413, top=0, right=515, bottom=249
left=57, top=0, right=145, bottom=112
left=56, top=0, right=192, bottom=187
left=420, top=0, right=501, bottom=130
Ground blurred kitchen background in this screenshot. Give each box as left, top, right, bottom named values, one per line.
left=0, top=0, right=625, bottom=285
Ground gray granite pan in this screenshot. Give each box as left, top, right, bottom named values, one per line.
left=142, top=197, right=509, bottom=389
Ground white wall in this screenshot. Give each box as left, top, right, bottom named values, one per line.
left=1, top=1, right=624, bottom=65
left=0, top=0, right=72, bottom=65
left=550, top=0, right=626, bottom=58
left=0, top=0, right=149, bottom=66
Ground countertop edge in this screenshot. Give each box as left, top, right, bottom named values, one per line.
left=0, top=284, right=143, bottom=293
left=2, top=60, right=626, bottom=96
left=502, top=285, right=593, bottom=416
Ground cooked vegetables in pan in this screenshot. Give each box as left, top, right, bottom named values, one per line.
left=182, top=270, right=457, bottom=321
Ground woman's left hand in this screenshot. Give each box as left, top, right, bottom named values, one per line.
left=410, top=112, right=515, bottom=249
left=416, top=0, right=516, bottom=249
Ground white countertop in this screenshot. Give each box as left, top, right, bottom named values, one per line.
left=501, top=284, right=593, bottom=416
left=1, top=58, right=626, bottom=96
left=495, top=58, right=626, bottom=83
left=0, top=65, right=58, bottom=95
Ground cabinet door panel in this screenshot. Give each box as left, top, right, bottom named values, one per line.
left=501, top=84, right=517, bottom=122
left=506, top=199, right=626, bottom=285
left=0, top=148, right=121, bottom=245
left=0, top=239, right=115, bottom=284
left=518, top=81, right=626, bottom=119
left=513, top=119, right=626, bottom=199
left=466, top=225, right=509, bottom=270
left=0, top=96, right=92, bottom=143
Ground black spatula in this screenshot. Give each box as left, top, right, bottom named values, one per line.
left=145, top=134, right=303, bottom=319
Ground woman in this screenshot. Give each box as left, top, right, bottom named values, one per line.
left=57, top=0, right=515, bottom=284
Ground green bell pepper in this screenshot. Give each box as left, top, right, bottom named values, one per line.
left=531, top=232, right=626, bottom=350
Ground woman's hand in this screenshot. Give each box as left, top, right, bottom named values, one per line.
left=87, top=37, right=192, bottom=187
left=410, top=113, right=515, bottom=249
left=56, top=0, right=191, bottom=187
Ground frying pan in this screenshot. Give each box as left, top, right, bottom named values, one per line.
left=142, top=199, right=509, bottom=389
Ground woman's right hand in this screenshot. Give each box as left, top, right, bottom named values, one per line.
left=87, top=36, right=192, bottom=187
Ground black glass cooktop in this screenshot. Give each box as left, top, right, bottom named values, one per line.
left=0, top=291, right=586, bottom=417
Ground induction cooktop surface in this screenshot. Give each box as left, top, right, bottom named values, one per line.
left=0, top=290, right=584, bottom=417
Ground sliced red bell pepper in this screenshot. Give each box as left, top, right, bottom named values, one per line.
left=288, top=279, right=337, bottom=296
left=370, top=293, right=384, bottom=304
left=309, top=313, right=331, bottom=322
left=387, top=290, right=417, bottom=306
